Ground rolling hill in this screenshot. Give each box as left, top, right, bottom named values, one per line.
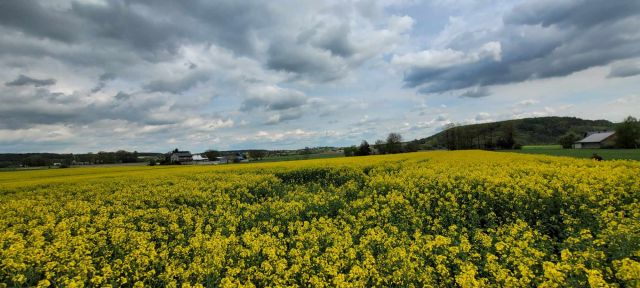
left=418, top=116, right=615, bottom=149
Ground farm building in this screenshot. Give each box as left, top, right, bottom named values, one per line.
left=574, top=131, right=616, bottom=149
left=170, top=150, right=193, bottom=164
left=215, top=153, right=247, bottom=164
left=192, top=154, right=209, bottom=164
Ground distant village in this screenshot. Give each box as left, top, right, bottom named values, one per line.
left=0, top=146, right=341, bottom=169
left=163, top=149, right=249, bottom=165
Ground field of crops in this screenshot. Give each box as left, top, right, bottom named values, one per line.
left=1, top=151, right=639, bottom=287
left=513, top=148, right=640, bottom=161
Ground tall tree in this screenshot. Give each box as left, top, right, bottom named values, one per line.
left=374, top=140, right=386, bottom=154
left=443, top=123, right=457, bottom=150
left=357, top=140, right=371, bottom=156
left=386, top=133, right=403, bottom=154
left=405, top=140, right=420, bottom=152
left=343, top=146, right=356, bottom=157
left=497, top=122, right=516, bottom=149
left=203, top=149, right=221, bottom=160
left=615, top=116, right=640, bottom=148
left=558, top=133, right=579, bottom=149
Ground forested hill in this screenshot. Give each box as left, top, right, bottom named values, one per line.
left=419, top=117, right=615, bottom=149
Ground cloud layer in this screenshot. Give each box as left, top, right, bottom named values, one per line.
left=394, top=0, right=640, bottom=96
left=0, top=0, right=639, bottom=152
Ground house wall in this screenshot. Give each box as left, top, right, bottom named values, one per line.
left=602, top=137, right=616, bottom=148
left=170, top=154, right=192, bottom=163
left=579, top=142, right=602, bottom=149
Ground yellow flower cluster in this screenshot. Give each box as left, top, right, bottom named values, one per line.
left=1, top=151, right=639, bottom=287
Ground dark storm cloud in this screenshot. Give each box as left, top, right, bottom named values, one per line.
left=99, top=73, right=116, bottom=82
left=114, top=91, right=130, bottom=101
left=0, top=87, right=173, bottom=129
left=0, top=1, right=271, bottom=60
left=265, top=110, right=305, bottom=125
left=504, top=0, right=640, bottom=29
left=458, top=87, right=490, bottom=98
left=5, top=74, right=56, bottom=87
left=306, top=23, right=356, bottom=58
left=143, top=71, right=210, bottom=94
left=0, top=1, right=80, bottom=42
left=0, top=1, right=377, bottom=85
left=266, top=41, right=344, bottom=82
left=0, top=88, right=79, bottom=129
left=265, top=17, right=373, bottom=81
left=91, top=73, right=117, bottom=93
left=608, top=63, right=640, bottom=78
left=401, top=0, right=640, bottom=94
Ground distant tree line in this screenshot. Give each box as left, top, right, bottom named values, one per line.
left=344, top=133, right=421, bottom=157
left=418, top=117, right=616, bottom=149
left=614, top=116, right=640, bottom=148
left=439, top=122, right=519, bottom=150
left=556, top=116, right=640, bottom=149
left=0, top=150, right=154, bottom=168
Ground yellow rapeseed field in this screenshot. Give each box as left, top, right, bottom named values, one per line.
left=1, top=151, right=639, bottom=287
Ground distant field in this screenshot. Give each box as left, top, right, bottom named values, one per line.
left=251, top=151, right=343, bottom=162
left=512, top=148, right=640, bottom=161
left=521, top=145, right=562, bottom=149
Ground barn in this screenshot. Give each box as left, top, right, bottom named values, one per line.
left=574, top=131, right=616, bottom=149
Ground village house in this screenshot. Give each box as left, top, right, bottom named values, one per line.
left=169, top=150, right=193, bottom=164
left=215, top=153, right=247, bottom=164
left=574, top=131, right=616, bottom=149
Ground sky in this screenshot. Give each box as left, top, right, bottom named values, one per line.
left=1, top=0, right=639, bottom=153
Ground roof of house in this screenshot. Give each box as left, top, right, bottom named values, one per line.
left=576, top=131, right=615, bottom=143
left=171, top=151, right=192, bottom=157
left=192, top=154, right=208, bottom=161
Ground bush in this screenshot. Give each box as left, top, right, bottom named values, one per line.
left=558, top=133, right=580, bottom=148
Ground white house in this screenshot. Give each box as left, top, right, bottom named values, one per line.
left=170, top=150, right=192, bottom=164
left=192, top=154, right=209, bottom=163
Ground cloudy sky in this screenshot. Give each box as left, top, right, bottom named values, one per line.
left=1, top=0, right=639, bottom=153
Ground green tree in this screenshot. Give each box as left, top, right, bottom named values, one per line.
left=558, top=133, right=580, bottom=149
left=386, top=133, right=403, bottom=154
left=615, top=116, right=640, bottom=148
left=357, top=140, right=371, bottom=156
left=374, top=140, right=386, bottom=154
left=343, top=146, right=356, bottom=157
left=497, top=122, right=516, bottom=149
left=203, top=150, right=221, bottom=160
left=443, top=123, right=457, bottom=150
left=23, top=155, right=49, bottom=167
left=248, top=150, right=267, bottom=160
left=405, top=140, right=420, bottom=152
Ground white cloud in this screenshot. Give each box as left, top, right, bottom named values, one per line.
left=475, top=112, right=491, bottom=121
left=516, top=99, right=540, bottom=106
left=0, top=0, right=639, bottom=152
left=255, top=129, right=317, bottom=142
left=613, top=94, right=640, bottom=104
left=391, top=41, right=501, bottom=69
left=388, top=15, right=415, bottom=33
